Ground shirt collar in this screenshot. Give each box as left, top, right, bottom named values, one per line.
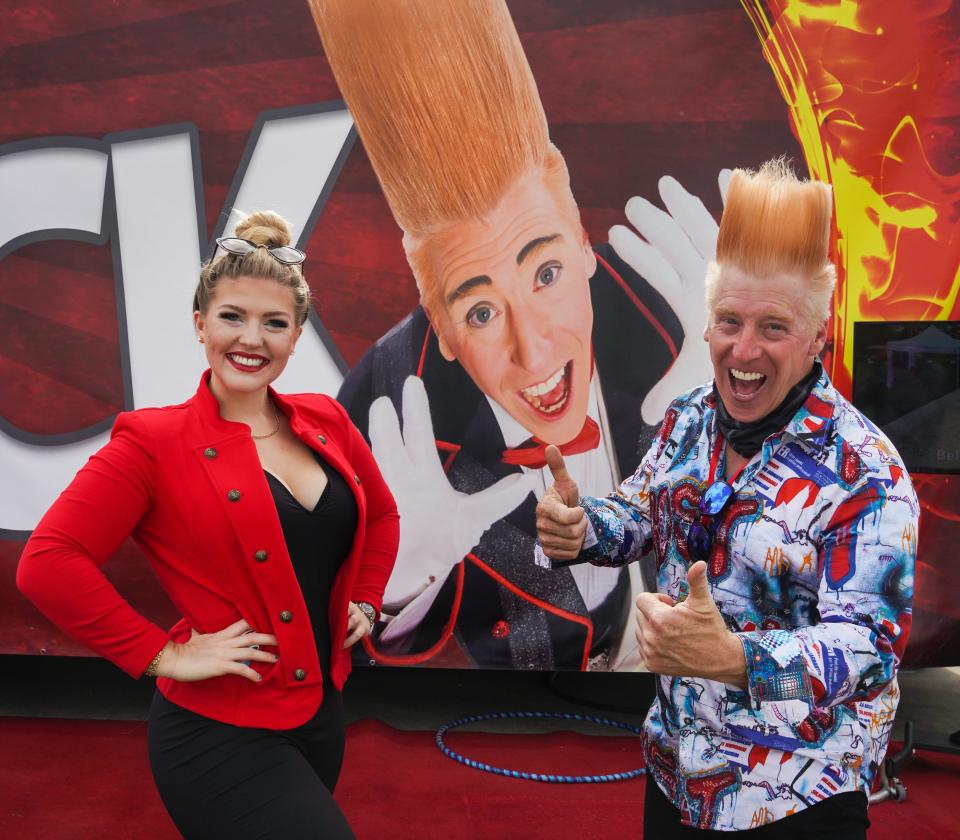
left=778, top=368, right=837, bottom=451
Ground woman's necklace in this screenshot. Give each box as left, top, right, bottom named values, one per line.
left=250, top=403, right=281, bottom=440
left=215, top=394, right=281, bottom=440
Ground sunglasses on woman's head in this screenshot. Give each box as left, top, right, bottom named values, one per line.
left=212, top=237, right=306, bottom=266
left=688, top=479, right=735, bottom=562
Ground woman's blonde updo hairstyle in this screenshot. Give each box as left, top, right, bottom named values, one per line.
left=193, top=210, right=312, bottom=326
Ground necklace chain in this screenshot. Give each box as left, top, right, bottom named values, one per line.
left=250, top=403, right=281, bottom=440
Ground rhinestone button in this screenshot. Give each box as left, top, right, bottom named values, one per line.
left=227, top=489, right=241, bottom=502
left=293, top=668, right=306, bottom=681
left=279, top=610, right=293, bottom=623
left=204, top=447, right=217, bottom=459
left=254, top=549, right=268, bottom=563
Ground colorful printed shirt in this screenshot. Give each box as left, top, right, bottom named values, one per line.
left=571, top=372, right=917, bottom=830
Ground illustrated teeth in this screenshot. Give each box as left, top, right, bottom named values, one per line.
left=521, top=366, right=565, bottom=399
left=731, top=369, right=764, bottom=381
left=540, top=398, right=566, bottom=414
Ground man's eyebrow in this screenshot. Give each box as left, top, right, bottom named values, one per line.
left=443, top=234, right=563, bottom=305
left=446, top=275, right=492, bottom=306
left=516, top=234, right=562, bottom=265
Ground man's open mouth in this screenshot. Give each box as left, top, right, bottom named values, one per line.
left=519, top=361, right=571, bottom=416
left=728, top=367, right=766, bottom=397
left=227, top=353, right=269, bottom=371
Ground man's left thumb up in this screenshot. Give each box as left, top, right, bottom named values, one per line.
left=685, top=561, right=715, bottom=612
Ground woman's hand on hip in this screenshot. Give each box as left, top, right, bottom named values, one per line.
left=343, top=602, right=373, bottom=649
left=155, top=619, right=278, bottom=683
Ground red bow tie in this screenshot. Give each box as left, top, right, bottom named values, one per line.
left=501, top=417, right=601, bottom=469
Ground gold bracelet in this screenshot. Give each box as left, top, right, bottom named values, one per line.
left=144, top=646, right=165, bottom=678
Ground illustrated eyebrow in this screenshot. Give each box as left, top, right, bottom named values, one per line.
left=443, top=234, right=562, bottom=306
left=446, top=275, right=492, bottom=306
left=516, top=234, right=561, bottom=265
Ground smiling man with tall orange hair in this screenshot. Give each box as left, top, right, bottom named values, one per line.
left=537, top=159, right=917, bottom=834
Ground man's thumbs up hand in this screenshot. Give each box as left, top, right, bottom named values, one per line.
left=634, top=560, right=748, bottom=687
left=545, top=445, right=579, bottom=506
left=536, top=445, right=587, bottom=561
left=683, top=561, right=717, bottom=614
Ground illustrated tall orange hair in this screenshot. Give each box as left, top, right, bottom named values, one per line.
left=307, top=0, right=580, bottom=309
left=706, top=158, right=837, bottom=325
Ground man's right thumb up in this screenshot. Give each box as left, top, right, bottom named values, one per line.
left=545, top=445, right=579, bottom=507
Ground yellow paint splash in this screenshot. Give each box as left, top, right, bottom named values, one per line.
left=742, top=0, right=960, bottom=393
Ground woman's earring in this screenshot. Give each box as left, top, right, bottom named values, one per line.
left=198, top=337, right=205, bottom=344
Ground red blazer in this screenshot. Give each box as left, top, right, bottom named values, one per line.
left=17, top=372, right=399, bottom=729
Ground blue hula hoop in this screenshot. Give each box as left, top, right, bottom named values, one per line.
left=435, top=710, right=647, bottom=784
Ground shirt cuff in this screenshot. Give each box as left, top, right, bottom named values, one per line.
left=740, top=631, right=814, bottom=710
left=533, top=512, right=599, bottom=570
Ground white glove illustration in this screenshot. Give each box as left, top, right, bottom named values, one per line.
left=609, top=170, right=731, bottom=424
left=369, top=375, right=537, bottom=610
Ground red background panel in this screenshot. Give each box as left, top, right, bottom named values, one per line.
left=0, top=0, right=956, bottom=668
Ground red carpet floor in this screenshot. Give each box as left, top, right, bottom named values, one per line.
left=0, top=717, right=957, bottom=838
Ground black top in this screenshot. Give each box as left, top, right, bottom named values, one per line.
left=264, top=451, right=358, bottom=679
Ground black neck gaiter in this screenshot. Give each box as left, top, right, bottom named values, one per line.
left=714, top=359, right=823, bottom=458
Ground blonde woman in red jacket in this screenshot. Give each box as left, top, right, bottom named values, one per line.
left=17, top=210, right=399, bottom=839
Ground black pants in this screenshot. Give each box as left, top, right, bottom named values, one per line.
left=148, top=689, right=354, bottom=840
left=643, top=774, right=869, bottom=838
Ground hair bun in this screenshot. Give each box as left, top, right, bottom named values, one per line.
left=234, top=210, right=292, bottom=248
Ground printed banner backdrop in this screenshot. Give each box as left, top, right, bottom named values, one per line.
left=1, top=0, right=958, bottom=669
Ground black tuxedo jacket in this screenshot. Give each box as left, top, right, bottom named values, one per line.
left=338, top=243, right=682, bottom=669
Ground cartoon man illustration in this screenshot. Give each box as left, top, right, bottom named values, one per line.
left=309, top=0, right=721, bottom=669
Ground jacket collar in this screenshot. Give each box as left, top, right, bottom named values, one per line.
left=189, top=370, right=309, bottom=438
